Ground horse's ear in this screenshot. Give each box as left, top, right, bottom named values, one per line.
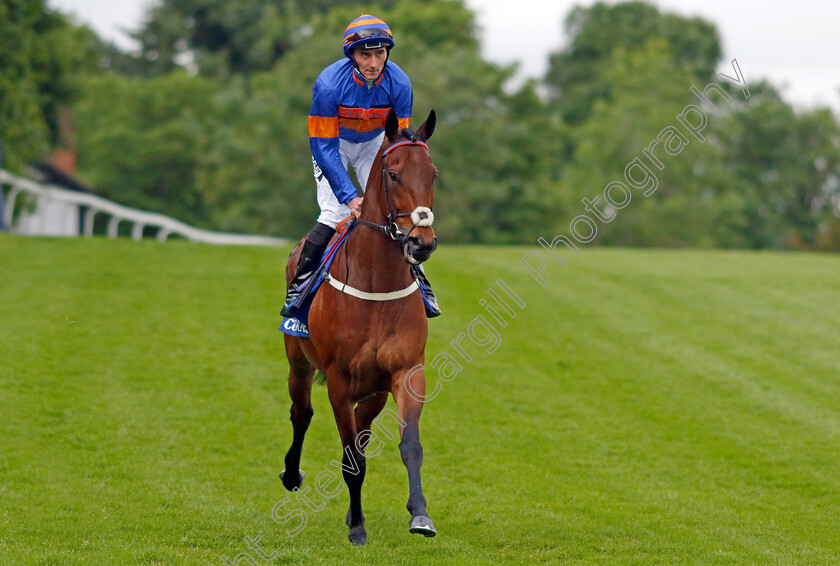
left=385, top=109, right=400, bottom=141
left=416, top=109, right=436, bottom=142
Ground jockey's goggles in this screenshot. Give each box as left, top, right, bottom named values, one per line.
left=349, top=28, right=392, bottom=41
left=345, top=28, right=394, bottom=50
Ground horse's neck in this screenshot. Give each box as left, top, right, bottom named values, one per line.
left=349, top=222, right=406, bottom=266
left=343, top=163, right=413, bottom=291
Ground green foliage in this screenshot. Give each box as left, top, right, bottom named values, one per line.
left=104, top=0, right=566, bottom=241
left=711, top=82, right=840, bottom=249
left=391, top=5, right=569, bottom=243
left=544, top=2, right=840, bottom=251
left=196, top=70, right=316, bottom=236
left=73, top=72, right=218, bottom=226
left=9, top=0, right=831, bottom=249
left=0, top=0, right=100, bottom=170
left=557, top=40, right=738, bottom=248
left=130, top=0, right=402, bottom=77
left=546, top=1, right=721, bottom=124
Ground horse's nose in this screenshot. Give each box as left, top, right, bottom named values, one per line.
left=406, top=236, right=438, bottom=263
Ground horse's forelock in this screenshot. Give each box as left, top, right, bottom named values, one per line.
left=399, top=128, right=419, bottom=142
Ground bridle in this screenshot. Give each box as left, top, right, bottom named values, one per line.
left=356, top=138, right=435, bottom=242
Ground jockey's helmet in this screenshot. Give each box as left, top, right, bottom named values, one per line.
left=343, top=15, right=394, bottom=58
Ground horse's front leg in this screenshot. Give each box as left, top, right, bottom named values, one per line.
left=344, top=392, right=389, bottom=528
left=392, top=366, right=436, bottom=537
left=328, top=379, right=368, bottom=545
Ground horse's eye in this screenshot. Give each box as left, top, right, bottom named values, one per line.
left=388, top=171, right=398, bottom=182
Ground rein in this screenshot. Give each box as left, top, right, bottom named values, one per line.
left=355, top=139, right=433, bottom=241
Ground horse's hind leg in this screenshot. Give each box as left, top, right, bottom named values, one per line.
left=392, top=368, right=436, bottom=537
left=280, top=335, right=315, bottom=491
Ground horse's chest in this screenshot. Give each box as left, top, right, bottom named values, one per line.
left=348, top=337, right=396, bottom=374
left=345, top=333, right=415, bottom=376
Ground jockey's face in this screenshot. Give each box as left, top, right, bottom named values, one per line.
left=353, top=47, right=388, bottom=81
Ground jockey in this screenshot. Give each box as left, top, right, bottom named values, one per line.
left=281, top=14, right=441, bottom=318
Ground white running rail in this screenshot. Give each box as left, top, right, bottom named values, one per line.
left=0, top=169, right=289, bottom=246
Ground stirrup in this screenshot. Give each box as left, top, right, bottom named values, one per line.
left=423, top=292, right=442, bottom=318
left=281, top=273, right=318, bottom=317
left=412, top=265, right=441, bottom=318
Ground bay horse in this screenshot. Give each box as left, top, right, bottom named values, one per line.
left=280, top=109, right=439, bottom=545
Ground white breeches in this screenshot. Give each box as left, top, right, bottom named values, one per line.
left=315, top=133, right=385, bottom=228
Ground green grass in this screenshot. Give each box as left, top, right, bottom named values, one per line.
left=1, top=234, right=839, bottom=565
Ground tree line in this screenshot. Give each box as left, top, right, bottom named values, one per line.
left=3, top=0, right=839, bottom=249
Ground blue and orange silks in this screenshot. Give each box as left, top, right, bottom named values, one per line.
left=308, top=58, right=413, bottom=205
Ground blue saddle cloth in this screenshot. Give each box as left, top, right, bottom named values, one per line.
left=279, top=223, right=355, bottom=338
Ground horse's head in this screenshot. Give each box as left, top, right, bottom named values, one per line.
left=379, top=109, right=438, bottom=265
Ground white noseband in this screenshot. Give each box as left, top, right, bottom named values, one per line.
left=410, top=207, right=434, bottom=227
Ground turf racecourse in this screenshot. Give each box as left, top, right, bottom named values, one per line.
left=1, top=235, right=838, bottom=566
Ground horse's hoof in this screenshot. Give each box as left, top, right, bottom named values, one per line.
left=409, top=515, right=437, bottom=537
left=346, top=508, right=365, bottom=527
left=279, top=469, right=305, bottom=491
left=348, top=526, right=367, bottom=546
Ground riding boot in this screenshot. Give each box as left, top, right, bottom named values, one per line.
left=281, top=223, right=335, bottom=318
left=412, top=264, right=442, bottom=318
